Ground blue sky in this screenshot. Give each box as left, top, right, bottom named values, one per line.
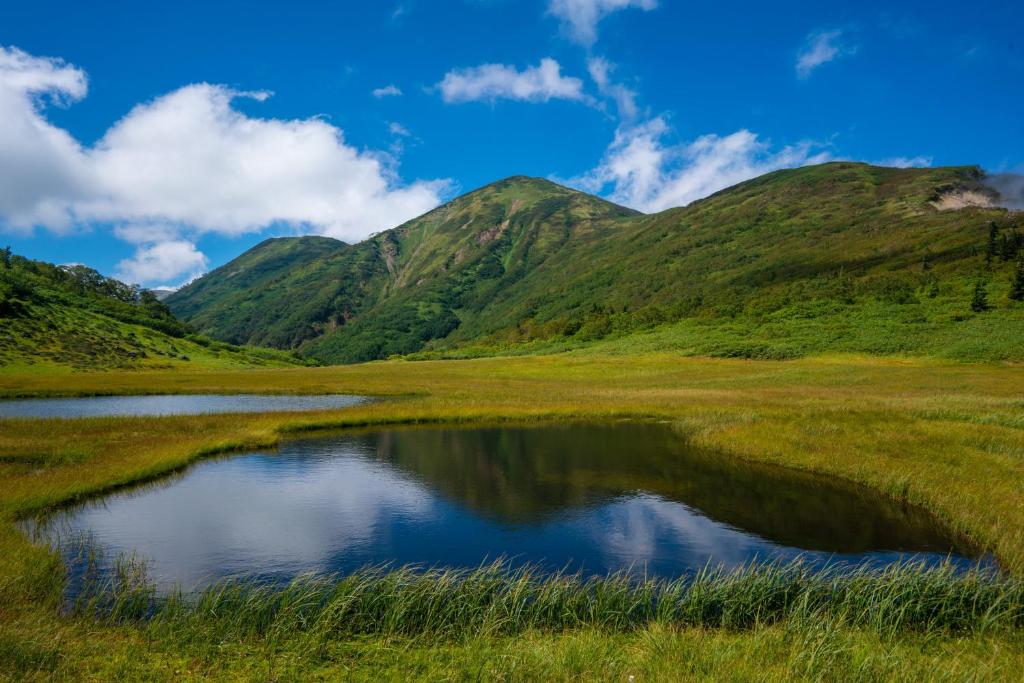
left=1, top=0, right=1021, bottom=287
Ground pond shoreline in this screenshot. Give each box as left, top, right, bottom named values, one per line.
left=25, top=422, right=992, bottom=595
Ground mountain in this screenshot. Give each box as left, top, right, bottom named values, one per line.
left=0, top=252, right=305, bottom=371
left=162, top=235, right=351, bottom=349
left=167, top=164, right=1024, bottom=364
left=168, top=176, right=638, bottom=362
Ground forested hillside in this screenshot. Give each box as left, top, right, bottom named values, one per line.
left=0, top=251, right=305, bottom=371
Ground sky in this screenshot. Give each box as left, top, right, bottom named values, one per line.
left=1, top=0, right=1022, bottom=288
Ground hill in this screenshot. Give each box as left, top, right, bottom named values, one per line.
left=167, top=164, right=1024, bottom=364
left=0, top=251, right=306, bottom=371
left=168, top=177, right=638, bottom=362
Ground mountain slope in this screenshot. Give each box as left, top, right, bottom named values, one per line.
left=168, top=164, right=1024, bottom=364
left=0, top=253, right=305, bottom=371
left=163, top=235, right=362, bottom=348
left=169, top=176, right=639, bottom=361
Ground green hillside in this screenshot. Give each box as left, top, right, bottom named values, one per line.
left=168, top=177, right=639, bottom=362
left=0, top=251, right=306, bottom=371
left=167, top=163, right=1024, bottom=364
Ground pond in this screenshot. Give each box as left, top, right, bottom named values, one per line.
left=23, top=422, right=990, bottom=593
left=0, top=394, right=365, bottom=418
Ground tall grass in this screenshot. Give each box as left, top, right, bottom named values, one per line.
left=70, top=559, right=1021, bottom=645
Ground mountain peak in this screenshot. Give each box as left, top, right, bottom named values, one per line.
left=439, top=174, right=639, bottom=220
left=456, top=175, right=569, bottom=199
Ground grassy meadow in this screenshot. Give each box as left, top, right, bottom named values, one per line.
left=2, top=351, right=1024, bottom=679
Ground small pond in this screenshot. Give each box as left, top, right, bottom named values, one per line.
left=23, top=422, right=990, bottom=592
left=0, top=394, right=365, bottom=418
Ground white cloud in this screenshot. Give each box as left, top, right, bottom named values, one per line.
left=547, top=0, right=657, bottom=46
left=0, top=46, right=449, bottom=284
left=0, top=45, right=87, bottom=101
left=372, top=84, right=402, bottom=98
left=389, top=122, right=412, bottom=137
left=796, top=29, right=856, bottom=79
left=873, top=156, right=932, bottom=168
left=112, top=223, right=181, bottom=245
left=437, top=58, right=586, bottom=104
left=78, top=84, right=447, bottom=240
left=570, top=118, right=830, bottom=212
left=587, top=57, right=638, bottom=119
left=0, top=47, right=95, bottom=233
left=115, top=240, right=208, bottom=287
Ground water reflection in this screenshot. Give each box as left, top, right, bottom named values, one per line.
left=369, top=424, right=964, bottom=553
left=0, top=394, right=365, bottom=418
left=25, top=422, right=987, bottom=591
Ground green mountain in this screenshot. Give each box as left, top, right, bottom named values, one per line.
left=167, top=163, right=1024, bottom=364
left=0, top=252, right=305, bottom=371
left=168, top=176, right=638, bottom=362
left=161, top=235, right=352, bottom=349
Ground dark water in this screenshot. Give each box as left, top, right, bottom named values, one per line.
left=0, top=394, right=365, bottom=418
left=24, top=423, right=989, bottom=592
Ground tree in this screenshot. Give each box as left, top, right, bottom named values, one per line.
left=1008, top=228, right=1023, bottom=261
left=1, top=246, right=10, bottom=268
left=986, top=222, right=999, bottom=268
left=1011, top=257, right=1024, bottom=302
left=971, top=280, right=990, bottom=312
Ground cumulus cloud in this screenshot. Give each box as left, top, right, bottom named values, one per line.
left=372, top=84, right=402, bottom=98
left=796, top=29, right=856, bottom=79
left=0, top=47, right=95, bottom=232
left=78, top=84, right=447, bottom=239
left=437, top=58, right=586, bottom=104
left=115, top=240, right=208, bottom=287
left=570, top=118, right=830, bottom=212
left=547, top=0, right=658, bottom=46
left=0, top=46, right=448, bottom=285
left=0, top=45, right=87, bottom=101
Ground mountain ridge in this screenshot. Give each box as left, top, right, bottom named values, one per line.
left=167, top=163, right=1024, bottom=364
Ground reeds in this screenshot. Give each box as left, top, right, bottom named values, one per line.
left=71, top=559, right=1022, bottom=643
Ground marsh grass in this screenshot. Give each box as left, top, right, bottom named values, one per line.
left=3, top=354, right=1024, bottom=678
left=64, top=553, right=1019, bottom=644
